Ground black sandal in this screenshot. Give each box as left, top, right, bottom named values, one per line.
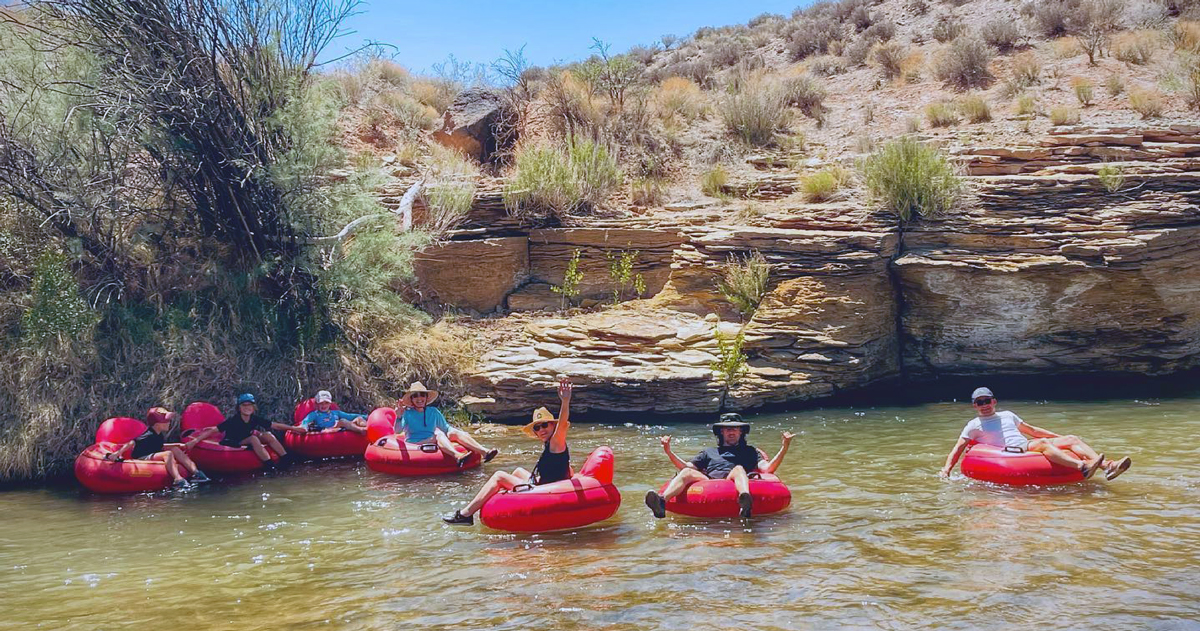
left=442, top=510, right=473, bottom=525
left=483, top=449, right=499, bottom=463
left=738, top=492, right=754, bottom=519
left=644, top=491, right=666, bottom=519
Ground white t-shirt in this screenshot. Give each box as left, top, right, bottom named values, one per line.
left=959, top=410, right=1029, bottom=449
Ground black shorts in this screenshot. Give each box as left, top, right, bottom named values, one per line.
left=707, top=469, right=731, bottom=480
left=129, top=445, right=161, bottom=460
left=220, top=437, right=248, bottom=448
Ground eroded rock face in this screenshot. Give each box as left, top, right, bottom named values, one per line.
left=412, top=237, right=528, bottom=313
left=448, top=126, right=1200, bottom=419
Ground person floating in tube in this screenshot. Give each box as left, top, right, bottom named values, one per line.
left=645, top=413, right=795, bottom=519
left=103, top=407, right=210, bottom=488
left=192, top=393, right=304, bottom=470
left=300, top=390, right=368, bottom=435
left=442, top=376, right=572, bottom=526
left=939, top=387, right=1131, bottom=480
left=394, top=382, right=498, bottom=467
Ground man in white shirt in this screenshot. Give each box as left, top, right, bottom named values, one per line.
left=940, top=387, right=1131, bottom=480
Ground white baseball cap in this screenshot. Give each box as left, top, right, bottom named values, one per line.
left=971, top=387, right=994, bottom=400
left=315, top=390, right=333, bottom=403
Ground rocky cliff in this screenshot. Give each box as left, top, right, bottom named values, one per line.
left=401, top=126, right=1200, bottom=420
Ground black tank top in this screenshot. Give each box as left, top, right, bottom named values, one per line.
left=532, top=443, right=570, bottom=485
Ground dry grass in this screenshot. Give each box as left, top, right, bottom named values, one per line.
left=874, top=42, right=907, bottom=81
left=1052, top=36, right=1081, bottom=59
left=1016, top=93, right=1039, bottom=116
left=801, top=165, right=853, bottom=201
left=1010, top=52, right=1042, bottom=88
left=935, top=36, right=994, bottom=90
left=1107, top=73, right=1126, bottom=96
left=701, top=165, right=730, bottom=198
left=1049, top=106, right=1081, bottom=125
left=1112, top=30, right=1160, bottom=65
left=925, top=101, right=960, bottom=127
left=1169, top=20, right=1200, bottom=52
left=957, top=94, right=992, bottom=122
left=655, top=76, right=706, bottom=122
left=1072, top=77, right=1096, bottom=105
left=1129, top=87, right=1165, bottom=117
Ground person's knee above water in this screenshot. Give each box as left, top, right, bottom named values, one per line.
left=938, top=387, right=1132, bottom=481
left=194, top=393, right=305, bottom=468
left=395, top=382, right=497, bottom=466
left=645, top=413, right=795, bottom=519
left=104, top=407, right=210, bottom=488
left=442, top=376, right=573, bottom=526
left=300, top=390, right=368, bottom=435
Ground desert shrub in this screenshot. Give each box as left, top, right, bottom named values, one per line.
left=543, top=71, right=605, bottom=138
left=844, top=36, right=875, bottom=66
left=701, top=165, right=730, bottom=198
left=705, top=35, right=751, bottom=68
left=627, top=44, right=659, bottom=66
left=1106, top=73, right=1126, bottom=95
left=1016, top=93, right=1039, bottom=115
left=410, top=78, right=460, bottom=113
left=631, top=177, right=667, bottom=206
left=366, top=58, right=411, bottom=89
left=1072, top=77, right=1095, bottom=105
left=1052, top=36, right=1082, bottom=58
left=925, top=101, right=960, bottom=126
left=1128, top=87, right=1165, bottom=117
left=717, top=251, right=771, bottom=318
left=1168, top=20, right=1200, bottom=52
left=655, top=76, right=705, bottom=122
left=936, top=36, right=995, bottom=90
left=1126, top=0, right=1170, bottom=28
left=1050, top=106, right=1081, bottom=125
left=1010, top=51, right=1042, bottom=88
left=421, top=144, right=480, bottom=236
left=1032, top=0, right=1074, bottom=37
left=550, top=249, right=583, bottom=309
left=787, top=17, right=841, bottom=60
left=981, top=19, right=1024, bottom=52
left=850, top=4, right=874, bottom=31
left=1186, top=61, right=1200, bottom=109
left=781, top=74, right=828, bottom=122
left=801, top=165, right=853, bottom=201
left=606, top=250, right=646, bottom=303
left=906, top=116, right=922, bottom=132
left=874, top=42, right=907, bottom=80
left=859, top=137, right=962, bottom=221
left=1097, top=163, right=1125, bottom=192
left=808, top=54, right=848, bottom=76
left=20, top=252, right=99, bottom=344
left=957, top=94, right=992, bottom=122
left=1112, top=30, right=1159, bottom=64
left=909, top=0, right=930, bottom=14
left=503, top=137, right=622, bottom=216
left=370, top=91, right=440, bottom=132
left=864, top=21, right=897, bottom=42
left=711, top=325, right=748, bottom=385
left=719, top=82, right=790, bottom=146
left=933, top=16, right=966, bottom=43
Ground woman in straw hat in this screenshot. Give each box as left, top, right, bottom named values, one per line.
left=443, top=376, right=572, bottom=525
left=396, top=382, right=497, bottom=466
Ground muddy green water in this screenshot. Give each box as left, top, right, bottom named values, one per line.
left=1, top=397, right=1198, bottom=630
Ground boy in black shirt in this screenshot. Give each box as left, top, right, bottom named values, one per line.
left=645, top=413, right=794, bottom=519
left=103, top=407, right=210, bottom=488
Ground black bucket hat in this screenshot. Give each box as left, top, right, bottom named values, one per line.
left=712, top=412, right=751, bottom=436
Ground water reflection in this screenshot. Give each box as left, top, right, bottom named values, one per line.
left=1, top=397, right=1199, bottom=630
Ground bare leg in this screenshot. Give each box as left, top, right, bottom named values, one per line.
left=168, top=446, right=199, bottom=475
left=728, top=466, right=751, bottom=496
left=162, top=450, right=184, bottom=483
left=1045, top=435, right=1104, bottom=466
left=1028, top=439, right=1090, bottom=469
left=661, top=468, right=708, bottom=500
left=461, top=468, right=531, bottom=516
left=448, top=428, right=490, bottom=456
left=433, top=429, right=461, bottom=461
left=336, top=419, right=367, bottom=435
left=242, top=435, right=271, bottom=462
left=259, top=432, right=287, bottom=457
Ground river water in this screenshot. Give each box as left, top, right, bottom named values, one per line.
left=1, top=396, right=1198, bottom=630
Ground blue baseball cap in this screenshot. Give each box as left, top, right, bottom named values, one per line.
left=236, top=393, right=256, bottom=405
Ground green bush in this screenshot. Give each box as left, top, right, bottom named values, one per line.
left=717, top=251, right=771, bottom=318
left=503, top=137, right=623, bottom=216
left=711, top=324, right=749, bottom=386
left=701, top=165, right=729, bottom=198
left=550, top=249, right=584, bottom=309
left=780, top=74, right=828, bottom=122
left=1073, top=78, right=1095, bottom=106
left=957, top=94, right=992, bottom=122
left=1097, top=164, right=1125, bottom=193
left=859, top=137, right=962, bottom=222
left=801, top=166, right=852, bottom=201
left=719, top=82, right=790, bottom=146
left=926, top=102, right=960, bottom=127
left=20, top=252, right=99, bottom=344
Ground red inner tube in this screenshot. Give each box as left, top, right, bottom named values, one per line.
left=283, top=399, right=367, bottom=459
left=363, top=407, right=480, bottom=475
left=662, top=474, right=792, bottom=518
left=960, top=442, right=1085, bottom=486
left=180, top=402, right=277, bottom=474
left=479, top=446, right=621, bottom=532
left=75, top=418, right=188, bottom=493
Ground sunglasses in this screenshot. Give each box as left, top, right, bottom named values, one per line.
left=973, top=397, right=994, bottom=405
left=531, top=422, right=554, bottom=431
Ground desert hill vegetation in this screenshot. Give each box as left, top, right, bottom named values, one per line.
left=1, top=0, right=1199, bottom=482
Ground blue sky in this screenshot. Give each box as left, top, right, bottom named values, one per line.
left=330, top=0, right=808, bottom=75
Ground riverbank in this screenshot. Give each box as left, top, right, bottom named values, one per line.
left=2, top=396, right=1196, bottom=629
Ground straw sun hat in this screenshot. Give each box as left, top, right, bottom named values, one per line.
left=521, top=407, right=557, bottom=439
left=399, top=382, right=439, bottom=407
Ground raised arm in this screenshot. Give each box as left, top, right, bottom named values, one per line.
left=939, top=437, right=970, bottom=477
left=549, top=376, right=572, bottom=453
left=761, top=431, right=794, bottom=473
left=659, top=435, right=690, bottom=470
